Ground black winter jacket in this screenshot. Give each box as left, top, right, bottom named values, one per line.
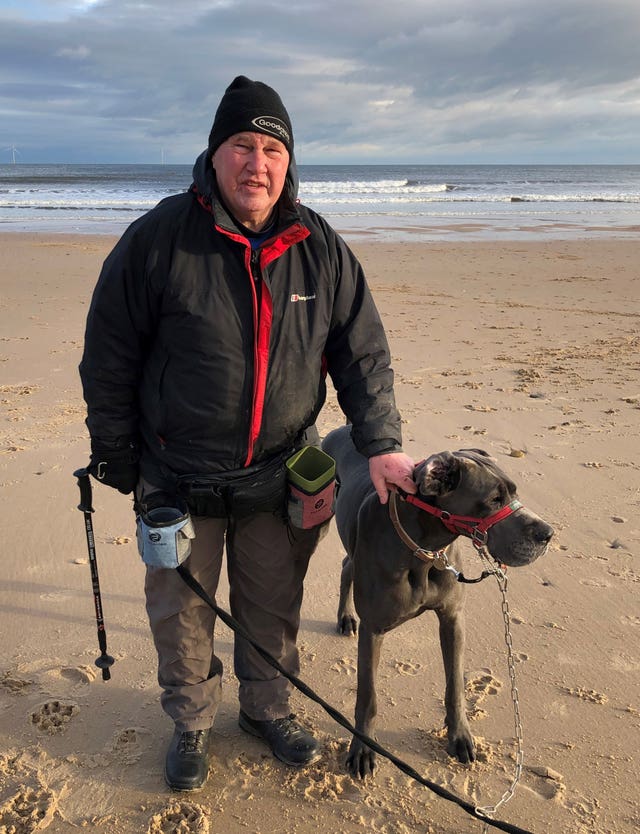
left=80, top=150, right=402, bottom=484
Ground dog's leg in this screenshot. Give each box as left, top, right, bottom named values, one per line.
left=346, top=623, right=383, bottom=778
left=437, top=606, right=475, bottom=763
left=337, top=554, right=358, bottom=635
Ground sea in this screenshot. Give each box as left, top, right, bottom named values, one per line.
left=1, top=163, right=639, bottom=241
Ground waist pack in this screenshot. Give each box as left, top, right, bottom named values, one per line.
left=176, top=452, right=289, bottom=519
left=135, top=495, right=195, bottom=569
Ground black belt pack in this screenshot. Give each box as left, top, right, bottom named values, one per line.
left=177, top=453, right=289, bottom=519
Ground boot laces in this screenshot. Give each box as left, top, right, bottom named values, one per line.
left=274, top=714, right=308, bottom=743
left=179, top=729, right=207, bottom=754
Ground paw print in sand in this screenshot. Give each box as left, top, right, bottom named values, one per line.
left=0, top=785, right=56, bottom=832
left=394, top=659, right=423, bottom=676
left=30, top=700, right=79, bottom=733
left=147, top=801, right=210, bottom=834
left=465, top=670, right=503, bottom=719
left=110, top=726, right=151, bottom=765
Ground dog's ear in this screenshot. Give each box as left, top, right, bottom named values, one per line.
left=459, top=448, right=496, bottom=462
left=417, top=452, right=462, bottom=496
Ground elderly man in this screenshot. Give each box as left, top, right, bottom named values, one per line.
left=80, top=76, right=415, bottom=791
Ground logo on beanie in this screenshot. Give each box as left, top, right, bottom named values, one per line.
left=252, top=116, right=291, bottom=145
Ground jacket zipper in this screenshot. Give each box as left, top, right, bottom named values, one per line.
left=246, top=248, right=262, bottom=466
left=249, top=249, right=261, bottom=282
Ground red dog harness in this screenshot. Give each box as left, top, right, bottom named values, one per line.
left=402, top=493, right=523, bottom=549
left=389, top=490, right=524, bottom=583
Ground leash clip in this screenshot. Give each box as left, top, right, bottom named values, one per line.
left=432, top=551, right=469, bottom=582
left=432, top=550, right=449, bottom=571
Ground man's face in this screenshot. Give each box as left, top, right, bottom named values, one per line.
left=211, top=131, right=290, bottom=231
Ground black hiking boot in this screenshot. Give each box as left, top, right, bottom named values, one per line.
left=238, top=711, right=320, bottom=767
left=164, top=728, right=211, bottom=791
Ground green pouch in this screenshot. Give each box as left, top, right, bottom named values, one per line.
left=286, top=446, right=336, bottom=529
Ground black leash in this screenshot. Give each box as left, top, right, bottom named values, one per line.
left=176, top=564, right=535, bottom=834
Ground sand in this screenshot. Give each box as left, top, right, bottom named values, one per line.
left=0, top=232, right=638, bottom=834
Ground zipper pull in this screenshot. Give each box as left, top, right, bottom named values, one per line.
left=250, top=249, right=261, bottom=282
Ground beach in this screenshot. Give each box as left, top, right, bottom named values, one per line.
left=0, top=232, right=638, bottom=834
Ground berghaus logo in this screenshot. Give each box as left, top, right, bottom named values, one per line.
left=290, top=293, right=316, bottom=303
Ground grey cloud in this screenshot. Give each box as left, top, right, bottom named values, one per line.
left=1, top=0, right=639, bottom=162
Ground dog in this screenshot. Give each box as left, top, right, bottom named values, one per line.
left=321, top=425, right=554, bottom=778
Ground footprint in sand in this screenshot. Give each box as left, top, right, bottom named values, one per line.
left=60, top=665, right=96, bottom=686
left=579, top=578, right=610, bottom=588
left=330, top=656, right=357, bottom=675
left=299, top=771, right=359, bottom=802
left=147, top=801, right=210, bottom=834
left=0, top=785, right=57, bottom=833
left=523, top=765, right=566, bottom=802
left=0, top=670, right=33, bottom=694
left=393, top=659, right=423, bottom=676
left=562, top=686, right=608, bottom=704
left=466, top=670, right=503, bottom=719
left=110, top=727, right=151, bottom=765
left=30, top=700, right=79, bottom=733
left=467, top=670, right=502, bottom=699
left=526, top=762, right=596, bottom=825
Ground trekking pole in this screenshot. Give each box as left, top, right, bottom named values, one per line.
left=73, top=467, right=115, bottom=681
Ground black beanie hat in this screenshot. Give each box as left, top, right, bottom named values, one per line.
left=208, top=76, right=293, bottom=155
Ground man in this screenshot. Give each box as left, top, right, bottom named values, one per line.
left=80, top=76, right=415, bottom=791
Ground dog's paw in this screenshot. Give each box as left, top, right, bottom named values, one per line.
left=447, top=726, right=476, bottom=763
left=346, top=740, right=376, bottom=779
left=337, top=614, right=358, bottom=636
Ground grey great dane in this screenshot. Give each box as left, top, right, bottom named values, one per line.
left=321, top=425, right=554, bottom=779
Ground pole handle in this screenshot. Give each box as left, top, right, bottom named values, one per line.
left=73, top=467, right=94, bottom=513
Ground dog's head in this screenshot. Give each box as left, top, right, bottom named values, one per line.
left=414, top=449, right=553, bottom=567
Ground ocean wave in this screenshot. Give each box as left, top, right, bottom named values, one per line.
left=302, top=193, right=640, bottom=205
left=404, top=178, right=455, bottom=192
left=301, top=179, right=450, bottom=196
left=0, top=202, right=151, bottom=212
left=508, top=195, right=639, bottom=204
left=4, top=194, right=638, bottom=214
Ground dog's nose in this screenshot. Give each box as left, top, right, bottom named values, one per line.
left=535, top=522, right=554, bottom=544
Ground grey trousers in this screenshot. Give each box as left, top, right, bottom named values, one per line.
left=144, top=508, right=324, bottom=732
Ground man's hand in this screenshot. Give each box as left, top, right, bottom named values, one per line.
left=369, top=452, right=417, bottom=505
left=88, top=437, right=140, bottom=495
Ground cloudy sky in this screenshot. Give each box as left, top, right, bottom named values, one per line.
left=1, top=0, right=639, bottom=165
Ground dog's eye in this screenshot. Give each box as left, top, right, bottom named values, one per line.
left=491, top=489, right=506, bottom=508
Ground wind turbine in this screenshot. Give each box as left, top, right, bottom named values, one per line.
left=4, top=144, right=20, bottom=164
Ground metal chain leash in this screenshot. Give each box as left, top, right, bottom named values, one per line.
left=410, top=532, right=526, bottom=830
left=472, top=549, right=525, bottom=831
